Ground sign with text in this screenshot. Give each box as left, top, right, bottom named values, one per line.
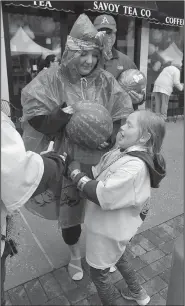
left=4, top=1, right=184, bottom=27
left=93, top=1, right=152, bottom=19
left=92, top=1, right=184, bottom=27
left=3, top=1, right=74, bottom=13
left=33, top=1, right=52, bottom=8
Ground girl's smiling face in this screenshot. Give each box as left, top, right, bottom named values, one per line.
left=76, top=49, right=100, bottom=76
left=118, top=112, right=141, bottom=150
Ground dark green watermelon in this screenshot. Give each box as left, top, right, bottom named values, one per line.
left=66, top=103, right=113, bottom=149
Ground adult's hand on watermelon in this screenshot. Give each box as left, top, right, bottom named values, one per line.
left=129, top=90, right=144, bottom=104
left=62, top=106, right=74, bottom=115
left=98, top=141, right=110, bottom=150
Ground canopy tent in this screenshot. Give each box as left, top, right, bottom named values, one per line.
left=10, top=27, right=59, bottom=58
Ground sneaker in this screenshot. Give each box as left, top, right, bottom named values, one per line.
left=121, top=287, right=150, bottom=306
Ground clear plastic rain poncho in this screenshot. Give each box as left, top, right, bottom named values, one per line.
left=21, top=14, right=133, bottom=227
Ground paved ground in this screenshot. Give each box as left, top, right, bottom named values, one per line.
left=5, top=119, right=184, bottom=291
left=5, top=213, right=184, bottom=305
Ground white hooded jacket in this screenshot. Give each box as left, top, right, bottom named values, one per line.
left=1, top=112, right=44, bottom=255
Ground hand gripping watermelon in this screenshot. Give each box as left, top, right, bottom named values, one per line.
left=66, top=103, right=113, bottom=149
left=118, top=69, right=146, bottom=95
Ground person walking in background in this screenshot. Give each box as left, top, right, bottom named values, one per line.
left=93, top=14, right=145, bottom=110
left=65, top=110, right=166, bottom=306
left=153, top=60, right=184, bottom=120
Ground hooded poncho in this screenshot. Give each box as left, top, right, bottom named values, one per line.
left=21, top=14, right=133, bottom=160
left=21, top=14, right=133, bottom=227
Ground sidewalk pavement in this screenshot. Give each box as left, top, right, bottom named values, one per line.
left=5, top=213, right=184, bottom=306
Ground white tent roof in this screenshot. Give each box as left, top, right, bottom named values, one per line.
left=10, top=27, right=55, bottom=57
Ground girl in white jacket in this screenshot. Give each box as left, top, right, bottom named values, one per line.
left=153, top=61, right=184, bottom=120
left=65, top=110, right=166, bottom=306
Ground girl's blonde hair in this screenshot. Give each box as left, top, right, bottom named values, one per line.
left=137, top=110, right=166, bottom=155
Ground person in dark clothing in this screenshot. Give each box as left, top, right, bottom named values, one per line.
left=93, top=14, right=146, bottom=110
left=44, top=54, right=59, bottom=68
left=38, top=54, right=59, bottom=72
left=64, top=109, right=166, bottom=306
left=1, top=111, right=65, bottom=306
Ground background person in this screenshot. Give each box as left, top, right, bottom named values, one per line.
left=153, top=60, right=184, bottom=120
left=38, top=54, right=59, bottom=72
left=21, top=14, right=133, bottom=281
left=93, top=14, right=145, bottom=110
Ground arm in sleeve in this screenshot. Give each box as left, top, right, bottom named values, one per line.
left=73, top=160, right=145, bottom=210
left=81, top=180, right=100, bottom=205
left=1, top=118, right=44, bottom=211
left=32, top=152, right=64, bottom=197
left=173, top=69, right=183, bottom=91
left=1, top=116, right=64, bottom=211
left=29, top=105, right=72, bottom=135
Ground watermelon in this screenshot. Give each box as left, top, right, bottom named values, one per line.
left=118, top=69, right=146, bottom=95
left=66, top=103, right=113, bottom=149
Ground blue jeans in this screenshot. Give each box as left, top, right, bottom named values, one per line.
left=90, top=249, right=143, bottom=305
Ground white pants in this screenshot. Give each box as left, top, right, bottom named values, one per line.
left=153, top=92, right=169, bottom=119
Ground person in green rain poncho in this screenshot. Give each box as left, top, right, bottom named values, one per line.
left=21, top=14, right=133, bottom=281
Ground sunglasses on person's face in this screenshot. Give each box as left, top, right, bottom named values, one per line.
left=98, top=28, right=113, bottom=35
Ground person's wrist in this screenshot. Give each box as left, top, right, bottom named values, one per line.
left=70, top=169, right=81, bottom=180
left=77, top=176, right=91, bottom=192
left=73, top=172, right=86, bottom=185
